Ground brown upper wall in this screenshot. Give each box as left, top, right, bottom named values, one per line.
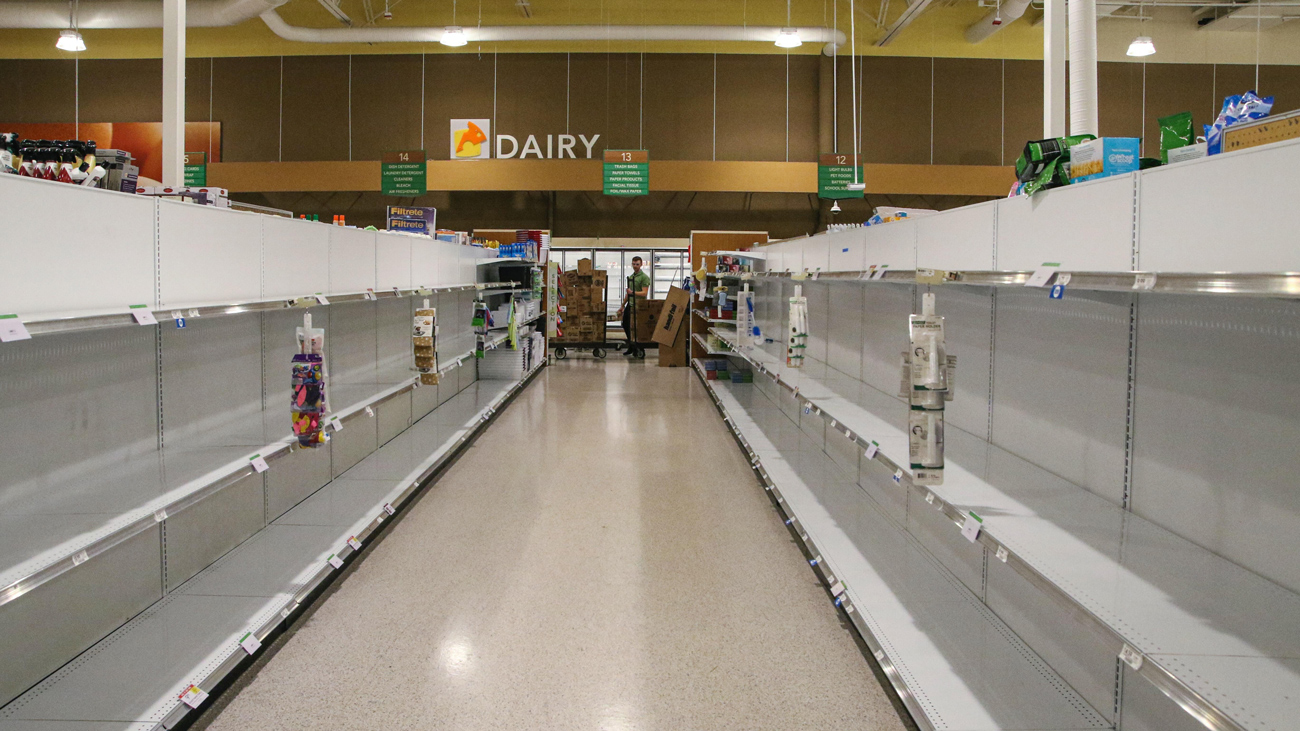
left=3, top=53, right=1300, bottom=168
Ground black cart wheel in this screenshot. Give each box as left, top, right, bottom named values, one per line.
left=593, top=347, right=607, bottom=359
left=555, top=347, right=567, bottom=360
left=633, top=346, right=646, bottom=359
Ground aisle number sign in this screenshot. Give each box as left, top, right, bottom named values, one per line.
left=604, top=150, right=649, bottom=196
left=381, top=150, right=427, bottom=197
left=183, top=151, right=206, bottom=187
left=818, top=154, right=865, bottom=199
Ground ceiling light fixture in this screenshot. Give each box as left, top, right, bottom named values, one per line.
left=57, top=0, right=85, bottom=52
left=56, top=28, right=86, bottom=51
left=830, top=200, right=842, bottom=214
left=775, top=28, right=802, bottom=48
left=1126, top=36, right=1155, bottom=56
left=441, top=25, right=468, bottom=46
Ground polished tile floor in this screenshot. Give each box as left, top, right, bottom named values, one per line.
left=204, top=359, right=908, bottom=731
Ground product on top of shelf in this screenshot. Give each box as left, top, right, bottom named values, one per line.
left=1206, top=90, right=1274, bottom=155
left=1012, top=134, right=1095, bottom=196
left=1159, top=111, right=1195, bottom=164
left=291, top=313, right=329, bottom=448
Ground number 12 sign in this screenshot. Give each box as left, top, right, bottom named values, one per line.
left=818, top=153, right=865, bottom=200
left=603, top=150, right=649, bottom=196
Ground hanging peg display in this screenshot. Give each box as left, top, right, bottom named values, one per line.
left=899, top=292, right=957, bottom=485
left=787, top=284, right=808, bottom=368
left=413, top=299, right=439, bottom=386
left=291, top=313, right=329, bottom=448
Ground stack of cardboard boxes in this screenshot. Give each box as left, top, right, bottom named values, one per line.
left=555, top=258, right=608, bottom=344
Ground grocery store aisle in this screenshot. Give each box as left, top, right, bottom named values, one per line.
left=203, top=359, right=908, bottom=731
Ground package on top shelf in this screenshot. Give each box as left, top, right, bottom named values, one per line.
left=138, top=185, right=231, bottom=208
left=387, top=205, right=436, bottom=235
left=867, top=206, right=936, bottom=226
left=1067, top=138, right=1140, bottom=183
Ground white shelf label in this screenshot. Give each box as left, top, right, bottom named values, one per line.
left=1119, top=643, right=1144, bottom=670
left=961, top=513, right=983, bottom=543
left=365, top=289, right=377, bottom=301
left=178, top=684, right=209, bottom=709
left=72, top=550, right=89, bottom=566
left=239, top=631, right=262, bottom=655
left=1133, top=273, right=1157, bottom=291
left=130, top=306, right=158, bottom=325
left=829, top=419, right=837, bottom=428
left=892, top=469, right=903, bottom=483
left=154, top=509, right=168, bottom=522
left=364, top=406, right=375, bottom=418
left=925, top=492, right=935, bottom=505
left=188, top=309, right=200, bottom=318
left=865, top=441, right=879, bottom=460
left=347, top=536, right=362, bottom=551
left=0, top=314, right=31, bottom=342
left=329, top=415, right=343, bottom=431
left=316, top=294, right=331, bottom=305
left=250, top=455, right=269, bottom=473
left=830, top=580, right=845, bottom=597
left=327, top=554, right=344, bottom=569
left=1024, top=263, right=1061, bottom=288
left=383, top=503, right=396, bottom=516
left=870, top=267, right=888, bottom=280
left=996, top=545, right=1009, bottom=563
left=280, top=605, right=293, bottom=619
left=874, top=649, right=885, bottom=661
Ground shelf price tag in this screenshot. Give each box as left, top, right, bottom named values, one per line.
left=72, top=550, right=89, bottom=566
left=154, top=509, right=168, bottom=522
left=316, top=294, right=331, bottom=305
left=347, top=536, right=362, bottom=551
left=130, top=305, right=158, bottom=325
left=0, top=314, right=31, bottom=342
left=925, top=492, right=935, bottom=505
left=1119, top=643, right=1144, bottom=670
left=249, top=454, right=269, bottom=473
left=961, top=512, right=983, bottom=543
left=865, top=441, right=879, bottom=460
left=1049, top=273, right=1071, bottom=300
left=383, top=503, right=396, bottom=516
left=178, top=684, right=209, bottom=709
left=892, top=469, right=903, bottom=483
left=1133, top=273, right=1157, bottom=291
left=830, top=580, right=845, bottom=597
left=996, top=545, right=1009, bottom=562
left=327, top=554, right=344, bottom=569
left=364, top=406, right=375, bottom=418
left=329, top=415, right=343, bottom=431
left=1024, top=263, right=1061, bottom=288
left=239, top=631, right=262, bottom=655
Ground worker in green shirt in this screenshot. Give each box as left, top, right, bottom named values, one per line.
left=619, top=256, right=651, bottom=356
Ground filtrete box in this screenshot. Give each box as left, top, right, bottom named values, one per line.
left=1068, top=137, right=1140, bottom=183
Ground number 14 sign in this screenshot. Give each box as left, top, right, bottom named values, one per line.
left=603, top=150, right=649, bottom=196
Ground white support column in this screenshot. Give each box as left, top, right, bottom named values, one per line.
left=1043, top=0, right=1067, bottom=138
left=1068, top=0, right=1099, bottom=137
left=162, top=0, right=186, bottom=186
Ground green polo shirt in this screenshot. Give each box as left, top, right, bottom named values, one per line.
left=629, top=270, right=651, bottom=299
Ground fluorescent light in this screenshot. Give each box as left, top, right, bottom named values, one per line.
left=775, top=27, right=802, bottom=48
left=847, top=182, right=866, bottom=190
left=56, top=29, right=85, bottom=52
left=1127, top=36, right=1155, bottom=57
left=441, top=26, right=468, bottom=46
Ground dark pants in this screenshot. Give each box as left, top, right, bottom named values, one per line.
left=622, top=298, right=640, bottom=345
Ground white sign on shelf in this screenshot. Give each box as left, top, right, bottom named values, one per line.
left=239, top=631, right=262, bottom=655
left=130, top=306, right=158, bottom=325
left=178, top=684, right=209, bottom=709
left=830, top=580, right=845, bottom=597
left=961, top=512, right=983, bottom=543
left=1024, top=263, right=1061, bottom=288
left=329, top=415, right=344, bottom=431
left=72, top=550, right=89, bottom=566
left=1133, top=273, right=1158, bottom=291
left=316, top=294, right=331, bottom=305
left=249, top=455, right=269, bottom=473
left=892, top=469, right=903, bottom=483
left=1119, top=643, right=1144, bottom=670
left=865, top=441, right=879, bottom=460
left=154, top=509, right=168, bottom=522
left=364, top=406, right=375, bottom=418
left=383, top=503, right=396, bottom=516
left=347, top=536, right=362, bottom=551
left=327, top=554, right=344, bottom=569
left=925, top=492, right=935, bottom=505
left=0, top=314, right=31, bottom=342
left=996, top=545, right=1009, bottom=562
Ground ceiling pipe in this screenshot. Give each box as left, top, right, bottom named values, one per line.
left=0, top=0, right=288, bottom=28
left=965, top=0, right=1034, bottom=43
left=260, top=9, right=848, bottom=55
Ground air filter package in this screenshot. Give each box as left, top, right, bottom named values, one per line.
left=899, top=293, right=956, bottom=485
left=413, top=303, right=439, bottom=386
left=1068, top=138, right=1140, bottom=183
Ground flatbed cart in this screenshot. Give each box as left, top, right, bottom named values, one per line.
left=551, top=340, right=613, bottom=359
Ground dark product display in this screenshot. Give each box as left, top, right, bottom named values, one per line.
left=291, top=314, right=329, bottom=448
left=2, top=136, right=110, bottom=187
left=1013, top=135, right=1095, bottom=195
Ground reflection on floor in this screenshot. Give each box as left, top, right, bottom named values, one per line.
left=204, top=359, right=908, bottom=731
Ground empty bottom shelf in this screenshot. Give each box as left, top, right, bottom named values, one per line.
left=696, top=365, right=1109, bottom=731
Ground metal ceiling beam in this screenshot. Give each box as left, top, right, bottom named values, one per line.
left=875, top=0, right=935, bottom=46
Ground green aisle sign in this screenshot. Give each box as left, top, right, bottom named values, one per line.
left=183, top=151, right=206, bottom=186
left=818, top=154, right=865, bottom=199
left=603, top=150, right=649, bottom=196
left=381, top=150, right=427, bottom=196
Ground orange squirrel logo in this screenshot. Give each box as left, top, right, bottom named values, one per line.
left=455, top=121, right=487, bottom=156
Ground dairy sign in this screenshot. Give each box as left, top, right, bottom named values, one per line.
left=450, top=119, right=601, bottom=160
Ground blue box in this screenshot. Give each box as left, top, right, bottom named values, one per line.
left=1068, top=137, right=1139, bottom=183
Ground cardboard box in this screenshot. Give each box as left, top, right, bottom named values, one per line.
left=657, top=315, right=689, bottom=367
left=577, top=258, right=593, bottom=276
left=1068, top=137, right=1139, bottom=183
left=652, top=286, right=690, bottom=347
